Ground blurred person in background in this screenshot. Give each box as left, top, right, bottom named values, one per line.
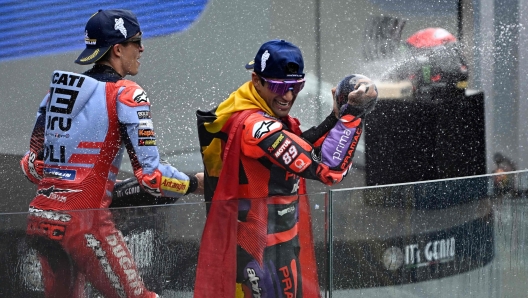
left=383, top=27, right=469, bottom=97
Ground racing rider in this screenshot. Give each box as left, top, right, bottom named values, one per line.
left=20, top=9, right=202, bottom=298
left=194, top=39, right=378, bottom=298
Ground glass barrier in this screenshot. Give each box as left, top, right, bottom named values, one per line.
left=0, top=192, right=328, bottom=297
left=328, top=170, right=528, bottom=298
left=1, top=0, right=527, bottom=297
left=3, top=171, right=528, bottom=297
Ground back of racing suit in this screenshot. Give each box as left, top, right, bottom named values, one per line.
left=195, top=82, right=362, bottom=298
left=20, top=65, right=196, bottom=298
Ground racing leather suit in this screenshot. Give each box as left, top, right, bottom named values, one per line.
left=195, top=81, right=363, bottom=298
left=237, top=111, right=361, bottom=298
left=21, top=65, right=195, bottom=298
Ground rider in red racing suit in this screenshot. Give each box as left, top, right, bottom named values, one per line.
left=196, top=87, right=364, bottom=298
left=194, top=39, right=377, bottom=298
left=20, top=9, right=201, bottom=298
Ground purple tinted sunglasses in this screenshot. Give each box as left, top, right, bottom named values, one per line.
left=260, top=76, right=306, bottom=95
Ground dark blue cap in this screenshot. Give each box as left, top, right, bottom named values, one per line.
left=75, top=9, right=141, bottom=65
left=245, top=39, right=305, bottom=79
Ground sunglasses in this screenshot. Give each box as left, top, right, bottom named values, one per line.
left=259, top=76, right=306, bottom=95
left=124, top=32, right=143, bottom=47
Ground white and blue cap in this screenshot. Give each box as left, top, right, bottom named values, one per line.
left=245, top=39, right=305, bottom=79
left=75, top=9, right=141, bottom=65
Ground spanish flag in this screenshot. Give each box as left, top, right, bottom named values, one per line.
left=194, top=81, right=321, bottom=298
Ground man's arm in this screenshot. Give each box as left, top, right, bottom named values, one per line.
left=301, top=112, right=338, bottom=144
left=20, top=95, right=48, bottom=184
left=243, top=77, right=377, bottom=185
left=116, top=82, right=202, bottom=198
left=242, top=112, right=362, bottom=186
left=110, top=172, right=203, bottom=207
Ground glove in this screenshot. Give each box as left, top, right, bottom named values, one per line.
left=193, top=172, right=205, bottom=195
left=316, top=163, right=352, bottom=186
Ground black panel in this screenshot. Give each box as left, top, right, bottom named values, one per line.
left=364, top=90, right=487, bottom=209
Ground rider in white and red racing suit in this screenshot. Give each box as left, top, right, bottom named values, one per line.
left=20, top=65, right=197, bottom=298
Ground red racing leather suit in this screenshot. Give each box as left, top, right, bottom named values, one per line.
left=240, top=111, right=362, bottom=194
left=196, top=82, right=362, bottom=298
left=236, top=111, right=361, bottom=298
left=20, top=65, right=195, bottom=298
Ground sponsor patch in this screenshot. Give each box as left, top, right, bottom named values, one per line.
left=246, top=268, right=262, bottom=296
left=268, top=133, right=285, bottom=152
left=51, top=72, right=85, bottom=88
left=261, top=50, right=270, bottom=72
left=27, top=221, right=66, bottom=241
left=85, top=234, right=128, bottom=297
left=139, top=139, right=156, bottom=146
left=36, top=185, right=81, bottom=203
left=289, top=153, right=311, bottom=172
left=138, top=129, right=155, bottom=138
left=28, top=207, right=71, bottom=222
left=133, top=89, right=149, bottom=104
left=138, top=120, right=153, bottom=129
left=278, top=206, right=295, bottom=216
left=46, top=116, right=72, bottom=132
left=46, top=132, right=70, bottom=138
left=311, top=149, right=321, bottom=163
left=28, top=151, right=42, bottom=180
left=279, top=264, right=295, bottom=297
left=161, top=177, right=189, bottom=193
left=44, top=168, right=76, bottom=180
left=274, top=138, right=292, bottom=158
left=291, top=179, right=300, bottom=193
left=85, top=30, right=97, bottom=45
left=252, top=120, right=281, bottom=139
left=114, top=18, right=128, bottom=38
left=137, top=110, right=151, bottom=119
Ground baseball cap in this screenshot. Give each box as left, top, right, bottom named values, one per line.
left=245, top=39, right=305, bottom=79
left=75, top=9, right=141, bottom=65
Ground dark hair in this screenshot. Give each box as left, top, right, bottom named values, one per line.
left=259, top=75, right=266, bottom=85
left=96, top=46, right=113, bottom=63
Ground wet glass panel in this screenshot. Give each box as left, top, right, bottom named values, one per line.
left=329, top=170, right=528, bottom=297
left=0, top=193, right=327, bottom=297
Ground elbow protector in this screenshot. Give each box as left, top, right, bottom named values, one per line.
left=20, top=152, right=44, bottom=184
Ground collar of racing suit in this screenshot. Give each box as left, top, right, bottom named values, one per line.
left=84, top=64, right=123, bottom=82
